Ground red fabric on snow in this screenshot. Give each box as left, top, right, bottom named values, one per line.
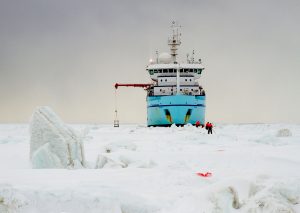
left=196, top=172, right=212, bottom=177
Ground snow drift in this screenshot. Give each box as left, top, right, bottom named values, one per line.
left=29, top=106, right=86, bottom=169
left=1, top=123, right=300, bottom=212
left=277, top=128, right=292, bottom=137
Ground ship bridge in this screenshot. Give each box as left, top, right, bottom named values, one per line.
left=146, top=63, right=204, bottom=81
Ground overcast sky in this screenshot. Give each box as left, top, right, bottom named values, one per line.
left=0, top=0, right=299, bottom=124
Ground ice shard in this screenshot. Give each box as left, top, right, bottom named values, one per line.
left=30, top=106, right=86, bottom=169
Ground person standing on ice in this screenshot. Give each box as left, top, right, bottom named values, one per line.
left=206, top=122, right=213, bottom=134
left=209, top=123, right=213, bottom=134
left=195, top=120, right=201, bottom=127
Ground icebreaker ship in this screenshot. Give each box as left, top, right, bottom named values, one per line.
left=145, top=23, right=206, bottom=126
left=115, top=22, right=206, bottom=127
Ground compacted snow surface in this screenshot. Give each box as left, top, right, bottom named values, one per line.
left=0, top=123, right=300, bottom=213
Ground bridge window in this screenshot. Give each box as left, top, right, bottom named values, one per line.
left=194, top=69, right=197, bottom=73
left=197, top=69, right=202, bottom=74
left=163, top=69, right=168, bottom=73
left=154, top=69, right=158, bottom=73
left=189, top=69, right=193, bottom=73
left=184, top=69, right=188, bottom=73
left=149, top=70, right=154, bottom=75
left=158, top=69, right=162, bottom=73
left=180, top=69, right=183, bottom=73
left=169, top=69, right=174, bottom=73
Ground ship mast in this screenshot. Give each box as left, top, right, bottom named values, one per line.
left=168, top=21, right=181, bottom=63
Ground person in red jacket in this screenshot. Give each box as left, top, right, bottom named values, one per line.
left=209, top=122, right=213, bottom=134
left=205, top=122, right=209, bottom=130
left=195, top=120, right=201, bottom=128
left=205, top=122, right=213, bottom=134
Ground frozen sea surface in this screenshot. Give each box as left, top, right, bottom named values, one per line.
left=0, top=123, right=300, bottom=212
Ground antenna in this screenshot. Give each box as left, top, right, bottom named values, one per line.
left=192, top=50, right=195, bottom=63
left=168, top=21, right=182, bottom=63
left=156, top=50, right=159, bottom=64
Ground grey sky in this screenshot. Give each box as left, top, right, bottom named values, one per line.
left=0, top=0, right=300, bottom=123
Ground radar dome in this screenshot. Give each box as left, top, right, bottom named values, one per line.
left=158, top=52, right=172, bottom=64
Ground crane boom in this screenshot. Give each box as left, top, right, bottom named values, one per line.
left=114, top=83, right=152, bottom=89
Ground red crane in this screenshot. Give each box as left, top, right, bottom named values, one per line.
left=114, top=83, right=152, bottom=90
left=113, top=83, right=153, bottom=127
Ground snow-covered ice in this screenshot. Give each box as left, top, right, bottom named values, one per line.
left=0, top=123, right=300, bottom=212
left=30, top=107, right=86, bottom=169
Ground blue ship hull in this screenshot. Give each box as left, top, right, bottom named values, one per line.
left=147, top=95, right=206, bottom=126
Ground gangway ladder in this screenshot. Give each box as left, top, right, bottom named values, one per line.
left=114, top=89, right=119, bottom=127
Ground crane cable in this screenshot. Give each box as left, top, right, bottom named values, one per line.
left=114, top=89, right=118, bottom=120
left=114, top=88, right=119, bottom=127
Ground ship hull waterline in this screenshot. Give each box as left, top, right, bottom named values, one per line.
left=147, top=95, right=206, bottom=127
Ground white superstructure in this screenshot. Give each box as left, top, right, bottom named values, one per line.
left=146, top=22, right=205, bottom=97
